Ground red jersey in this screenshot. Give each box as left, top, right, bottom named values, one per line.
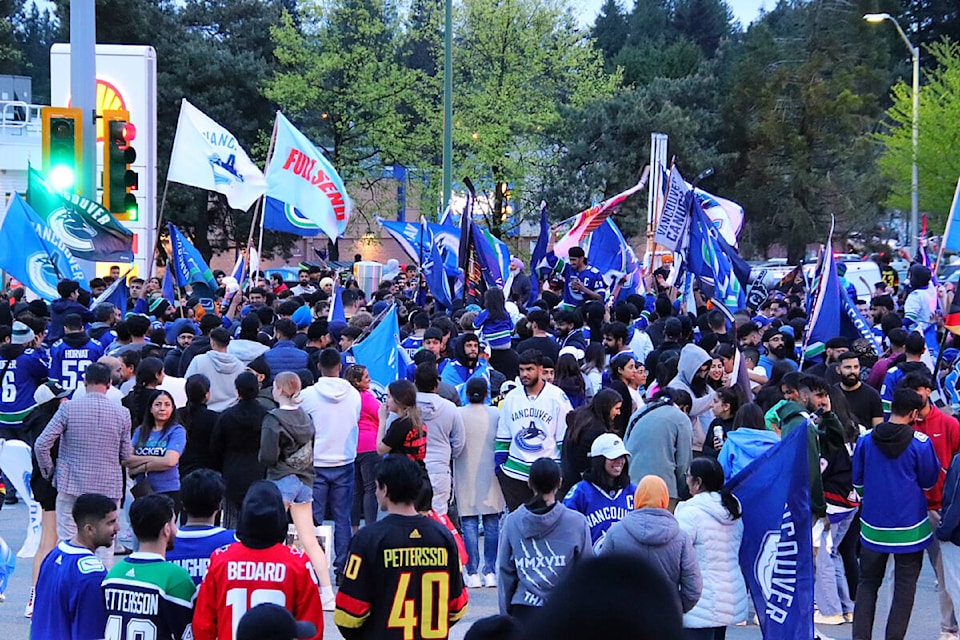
left=192, top=542, right=324, bottom=640
left=914, top=404, right=960, bottom=509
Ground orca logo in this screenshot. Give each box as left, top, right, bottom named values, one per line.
left=514, top=421, right=547, bottom=453
left=27, top=252, right=60, bottom=299
left=208, top=153, right=245, bottom=185
left=47, top=207, right=96, bottom=254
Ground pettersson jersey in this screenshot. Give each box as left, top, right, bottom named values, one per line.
left=496, top=382, right=572, bottom=481
left=32, top=541, right=109, bottom=640
left=335, top=513, right=468, bottom=640
left=49, top=336, right=104, bottom=392
left=192, top=542, right=323, bottom=640
left=167, top=525, right=237, bottom=586
left=101, top=553, right=196, bottom=640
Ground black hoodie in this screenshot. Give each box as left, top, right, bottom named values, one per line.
left=872, top=421, right=916, bottom=458
left=236, top=480, right=288, bottom=549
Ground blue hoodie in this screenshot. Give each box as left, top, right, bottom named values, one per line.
left=717, top=428, right=781, bottom=482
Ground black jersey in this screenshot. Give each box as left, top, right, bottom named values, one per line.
left=334, top=513, right=468, bottom=640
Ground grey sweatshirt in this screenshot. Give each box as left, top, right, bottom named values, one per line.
left=667, top=344, right=716, bottom=451
left=625, top=401, right=693, bottom=499
left=184, top=350, right=245, bottom=412
left=497, top=500, right=593, bottom=614
left=259, top=407, right=315, bottom=487
left=416, top=392, right=465, bottom=471
left=601, top=508, right=702, bottom=613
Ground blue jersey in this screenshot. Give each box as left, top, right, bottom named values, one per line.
left=561, top=263, right=607, bottom=307
left=0, top=346, right=49, bottom=429
left=33, top=541, right=109, bottom=640
left=563, top=480, right=636, bottom=550
left=49, top=335, right=105, bottom=393
left=168, top=525, right=237, bottom=586
left=401, top=334, right=424, bottom=359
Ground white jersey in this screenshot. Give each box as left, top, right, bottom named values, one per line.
left=496, top=381, right=572, bottom=481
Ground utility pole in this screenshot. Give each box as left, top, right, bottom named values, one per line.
left=442, top=0, right=453, bottom=215
left=71, top=0, right=97, bottom=199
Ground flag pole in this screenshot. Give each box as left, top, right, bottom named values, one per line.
left=148, top=179, right=171, bottom=281
left=935, top=177, right=960, bottom=276
left=250, top=114, right=280, bottom=287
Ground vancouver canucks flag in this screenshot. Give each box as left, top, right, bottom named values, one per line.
left=167, top=223, right=218, bottom=291
left=726, top=425, right=813, bottom=640
left=0, top=195, right=86, bottom=301
left=27, top=167, right=134, bottom=262
left=264, top=112, right=352, bottom=240
left=352, top=305, right=406, bottom=400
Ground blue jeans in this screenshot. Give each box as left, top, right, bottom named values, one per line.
left=351, top=452, right=380, bottom=527
left=815, top=510, right=855, bottom=616
left=461, top=513, right=501, bottom=575
left=313, top=463, right=355, bottom=576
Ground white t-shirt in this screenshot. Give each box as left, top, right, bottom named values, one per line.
left=71, top=384, right=124, bottom=405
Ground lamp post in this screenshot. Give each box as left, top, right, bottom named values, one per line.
left=865, top=12, right=920, bottom=257
left=442, top=0, right=453, bottom=215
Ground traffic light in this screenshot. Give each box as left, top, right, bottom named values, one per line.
left=41, top=107, right=83, bottom=192
left=499, top=182, right=512, bottom=224
left=103, top=109, right=139, bottom=221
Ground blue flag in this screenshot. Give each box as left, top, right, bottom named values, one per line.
left=726, top=425, right=813, bottom=640
left=378, top=218, right=428, bottom=264
left=686, top=199, right=750, bottom=311
left=328, top=284, right=346, bottom=323
left=162, top=264, right=177, bottom=305
left=470, top=223, right=511, bottom=288
left=167, top=223, right=218, bottom=290
left=230, top=253, right=246, bottom=289
left=263, top=197, right=325, bottom=236
left=804, top=229, right=841, bottom=362
left=352, top=305, right=405, bottom=398
left=584, top=219, right=643, bottom=304
left=529, top=204, right=549, bottom=307
left=92, top=269, right=131, bottom=310
left=0, top=194, right=86, bottom=301
left=423, top=235, right=454, bottom=310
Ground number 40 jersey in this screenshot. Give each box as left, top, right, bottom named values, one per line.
left=335, top=514, right=468, bottom=640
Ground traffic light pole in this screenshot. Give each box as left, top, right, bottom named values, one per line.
left=71, top=0, right=97, bottom=199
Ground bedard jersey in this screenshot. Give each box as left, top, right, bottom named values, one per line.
left=335, top=513, right=468, bottom=640
left=101, top=553, right=196, bottom=640
left=192, top=542, right=324, bottom=640
left=167, top=525, right=237, bottom=586
left=496, top=382, right=572, bottom=481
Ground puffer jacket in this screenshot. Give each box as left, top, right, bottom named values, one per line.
left=675, top=491, right=748, bottom=628
left=601, top=508, right=702, bottom=613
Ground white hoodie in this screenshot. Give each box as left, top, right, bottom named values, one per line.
left=300, top=376, right=361, bottom=467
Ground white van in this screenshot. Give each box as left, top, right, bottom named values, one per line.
left=840, top=261, right=883, bottom=301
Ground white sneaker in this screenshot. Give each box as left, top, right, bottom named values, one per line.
left=464, top=573, right=482, bottom=589
left=937, top=632, right=959, bottom=640
left=24, top=587, right=33, bottom=618
left=483, top=573, right=497, bottom=588
left=813, top=612, right=846, bottom=625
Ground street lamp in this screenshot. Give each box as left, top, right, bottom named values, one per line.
left=865, top=12, right=920, bottom=257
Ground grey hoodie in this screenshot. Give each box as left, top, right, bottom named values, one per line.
left=259, top=407, right=316, bottom=486
left=227, top=338, right=270, bottom=365
left=667, top=343, right=716, bottom=451
left=184, top=350, right=245, bottom=411
left=416, top=392, right=465, bottom=471
left=601, top=508, right=702, bottom=613
left=497, top=501, right=593, bottom=614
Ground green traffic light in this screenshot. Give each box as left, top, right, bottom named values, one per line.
left=49, top=165, right=75, bottom=191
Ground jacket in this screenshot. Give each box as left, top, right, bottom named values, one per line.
left=601, top=508, right=702, bottom=613
left=773, top=400, right=826, bottom=517
left=46, top=298, right=95, bottom=344
left=300, top=377, right=361, bottom=467
left=262, top=340, right=309, bottom=380
left=454, top=404, right=505, bottom=516
left=624, top=401, right=693, bottom=499
left=210, top=399, right=268, bottom=505
left=717, top=428, right=781, bottom=482
left=675, top=492, right=748, bottom=628
left=417, top=392, right=465, bottom=472
left=913, top=404, right=960, bottom=510
left=184, top=350, right=246, bottom=412
left=259, top=407, right=316, bottom=486
left=667, top=344, right=716, bottom=452
left=936, top=452, right=960, bottom=546
left=227, top=338, right=270, bottom=365
left=497, top=500, right=593, bottom=613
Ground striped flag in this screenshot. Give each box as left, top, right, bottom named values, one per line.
left=552, top=178, right=648, bottom=259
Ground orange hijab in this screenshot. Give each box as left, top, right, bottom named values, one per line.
left=633, top=475, right=669, bottom=510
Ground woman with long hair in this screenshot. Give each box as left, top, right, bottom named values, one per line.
left=474, top=288, right=518, bottom=379
left=377, top=379, right=426, bottom=465
left=581, top=342, right=606, bottom=399
left=258, top=371, right=335, bottom=610
left=717, top=402, right=780, bottom=482
left=176, top=374, right=220, bottom=477
left=210, top=372, right=269, bottom=527
left=123, top=356, right=165, bottom=428
left=564, top=433, right=636, bottom=550
left=554, top=353, right=587, bottom=409
left=559, top=388, right=623, bottom=498
left=675, top=457, right=748, bottom=638
left=608, top=353, right=638, bottom=437
left=345, top=364, right=381, bottom=528
left=705, top=387, right=742, bottom=457
left=124, top=390, right=187, bottom=514
left=706, top=357, right=725, bottom=391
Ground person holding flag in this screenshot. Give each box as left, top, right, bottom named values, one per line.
left=560, top=247, right=607, bottom=310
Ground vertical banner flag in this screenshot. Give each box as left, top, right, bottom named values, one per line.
left=552, top=177, right=648, bottom=259
left=352, top=305, right=405, bottom=399
left=27, top=167, right=134, bottom=261
left=654, top=165, right=692, bottom=252
left=328, top=284, right=347, bottom=323
left=167, top=99, right=267, bottom=211
left=803, top=220, right=840, bottom=362
left=0, top=195, right=86, bottom=301
left=264, top=112, right=352, bottom=240
left=693, top=187, right=744, bottom=248
left=686, top=197, right=751, bottom=311
left=937, top=177, right=960, bottom=271
left=377, top=217, right=427, bottom=264
left=162, top=262, right=177, bottom=305
left=529, top=203, right=550, bottom=307
left=423, top=235, right=454, bottom=310
left=167, top=223, right=218, bottom=290
left=726, top=425, right=814, bottom=640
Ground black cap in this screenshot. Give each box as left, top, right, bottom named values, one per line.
left=199, top=314, right=223, bottom=333
left=237, top=603, right=317, bottom=640
left=664, top=317, right=682, bottom=338
left=237, top=481, right=288, bottom=549
left=825, top=337, right=850, bottom=350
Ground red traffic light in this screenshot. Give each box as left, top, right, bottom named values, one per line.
left=122, top=122, right=137, bottom=144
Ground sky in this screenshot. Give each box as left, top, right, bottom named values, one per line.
left=576, top=0, right=770, bottom=28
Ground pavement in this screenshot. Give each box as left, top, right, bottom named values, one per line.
left=0, top=500, right=947, bottom=639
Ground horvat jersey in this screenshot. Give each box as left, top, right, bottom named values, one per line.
left=335, top=514, right=468, bottom=640
left=495, top=382, right=572, bottom=481
left=32, top=541, right=109, bottom=640
left=167, top=525, right=238, bottom=586
left=101, top=553, right=196, bottom=640
left=49, top=334, right=104, bottom=392
left=192, top=542, right=324, bottom=640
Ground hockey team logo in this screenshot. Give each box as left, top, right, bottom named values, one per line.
left=208, top=152, right=246, bottom=187
left=753, top=505, right=800, bottom=624
left=513, top=421, right=547, bottom=453
left=46, top=206, right=97, bottom=255
left=278, top=201, right=321, bottom=230
left=27, top=252, right=61, bottom=300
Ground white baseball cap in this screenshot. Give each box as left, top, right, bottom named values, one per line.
left=589, top=433, right=630, bottom=459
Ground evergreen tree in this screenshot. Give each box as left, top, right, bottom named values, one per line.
left=592, top=0, right=629, bottom=64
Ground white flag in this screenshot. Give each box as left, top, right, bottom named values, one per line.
left=167, top=99, right=267, bottom=211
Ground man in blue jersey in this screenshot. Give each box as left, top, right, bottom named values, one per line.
left=0, top=320, right=49, bottom=432
left=560, top=247, right=606, bottom=310
left=32, top=493, right=118, bottom=640
left=168, top=469, right=237, bottom=586
left=49, top=314, right=105, bottom=394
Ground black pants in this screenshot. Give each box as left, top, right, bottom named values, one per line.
left=351, top=451, right=379, bottom=527
left=682, top=628, right=726, bottom=640
left=852, top=548, right=923, bottom=640
left=497, top=473, right=534, bottom=512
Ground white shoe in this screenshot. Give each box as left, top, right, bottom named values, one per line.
left=464, top=573, right=482, bottom=588
left=937, top=632, right=959, bottom=640
left=24, top=587, right=33, bottom=618
left=483, top=573, right=497, bottom=588
left=813, top=612, right=846, bottom=625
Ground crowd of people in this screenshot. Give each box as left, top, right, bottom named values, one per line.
left=3, top=250, right=960, bottom=640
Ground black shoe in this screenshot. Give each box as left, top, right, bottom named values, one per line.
left=335, top=573, right=343, bottom=587
left=4, top=494, right=17, bottom=505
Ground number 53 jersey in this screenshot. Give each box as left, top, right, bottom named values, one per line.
left=192, top=542, right=324, bottom=640
left=335, top=514, right=468, bottom=640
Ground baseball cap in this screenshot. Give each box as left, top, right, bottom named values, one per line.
left=34, top=380, right=70, bottom=405
left=589, top=433, right=630, bottom=459
left=237, top=603, right=317, bottom=640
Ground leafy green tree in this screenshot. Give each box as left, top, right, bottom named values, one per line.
left=592, top=0, right=630, bottom=64
left=877, top=39, right=960, bottom=228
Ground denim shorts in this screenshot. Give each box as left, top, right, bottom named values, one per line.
left=272, top=475, right=313, bottom=505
